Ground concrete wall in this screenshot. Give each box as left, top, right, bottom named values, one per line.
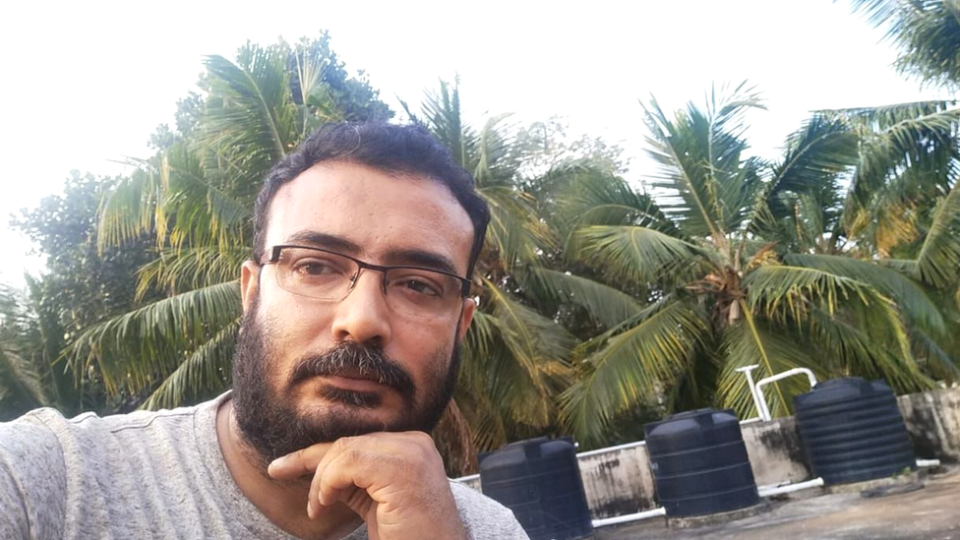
left=740, top=416, right=812, bottom=487
left=461, top=386, right=960, bottom=519
left=577, top=443, right=657, bottom=517
left=898, top=387, right=960, bottom=462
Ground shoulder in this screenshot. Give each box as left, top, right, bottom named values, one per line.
left=449, top=481, right=529, bottom=540
left=1, top=408, right=68, bottom=468
left=0, top=409, right=70, bottom=539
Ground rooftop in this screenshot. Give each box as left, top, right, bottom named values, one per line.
left=596, top=467, right=960, bottom=540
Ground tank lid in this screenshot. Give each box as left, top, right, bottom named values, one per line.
left=644, top=408, right=738, bottom=437
left=794, top=377, right=891, bottom=407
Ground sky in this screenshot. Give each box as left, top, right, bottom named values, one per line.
left=0, top=0, right=954, bottom=285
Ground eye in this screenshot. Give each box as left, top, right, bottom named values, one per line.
left=391, top=275, right=444, bottom=297
left=292, top=257, right=347, bottom=277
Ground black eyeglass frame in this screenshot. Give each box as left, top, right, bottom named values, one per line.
left=261, top=244, right=473, bottom=298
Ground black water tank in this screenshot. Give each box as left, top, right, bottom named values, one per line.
left=644, top=409, right=759, bottom=517
left=479, top=437, right=593, bottom=540
left=794, top=377, right=916, bottom=485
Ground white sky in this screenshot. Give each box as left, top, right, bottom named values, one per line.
left=0, top=0, right=954, bottom=285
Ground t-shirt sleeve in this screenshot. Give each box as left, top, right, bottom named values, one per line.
left=449, top=482, right=530, bottom=540
left=0, top=415, right=67, bottom=540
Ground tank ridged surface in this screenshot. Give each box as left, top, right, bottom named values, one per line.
left=479, top=437, right=593, bottom=540
left=644, top=409, right=759, bottom=517
left=793, top=377, right=916, bottom=485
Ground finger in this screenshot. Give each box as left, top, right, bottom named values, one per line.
left=267, top=443, right=333, bottom=480
left=315, top=448, right=381, bottom=506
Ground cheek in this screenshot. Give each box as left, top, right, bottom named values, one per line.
left=257, top=301, right=331, bottom=381
left=393, top=320, right=455, bottom=382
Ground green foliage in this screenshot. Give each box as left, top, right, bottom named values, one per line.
left=557, top=84, right=958, bottom=446
left=9, top=23, right=960, bottom=465
left=849, top=0, right=960, bottom=89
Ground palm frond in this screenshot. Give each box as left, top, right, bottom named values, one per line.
left=159, top=144, right=251, bottom=251
left=518, top=267, right=642, bottom=329
left=136, top=247, right=248, bottom=299
left=785, top=253, right=945, bottom=334
left=140, top=319, right=240, bottom=410
left=483, top=280, right=575, bottom=380
left=642, top=82, right=765, bottom=239
left=849, top=0, right=960, bottom=88
left=97, top=166, right=162, bottom=251
left=744, top=264, right=888, bottom=322
left=67, top=281, right=242, bottom=396
left=560, top=298, right=708, bottom=445
left=200, top=48, right=294, bottom=163
left=555, top=167, right=681, bottom=242
left=717, top=310, right=824, bottom=418
left=806, top=306, right=932, bottom=393
left=480, top=185, right=554, bottom=269
left=573, top=225, right=705, bottom=285
left=419, top=79, right=473, bottom=169
left=765, top=114, right=858, bottom=221
left=913, top=179, right=960, bottom=287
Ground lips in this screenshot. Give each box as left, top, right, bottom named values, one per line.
left=320, top=373, right=385, bottom=393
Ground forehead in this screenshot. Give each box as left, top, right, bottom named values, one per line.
left=266, top=161, right=475, bottom=273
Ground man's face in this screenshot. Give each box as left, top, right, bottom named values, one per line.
left=233, top=161, right=476, bottom=461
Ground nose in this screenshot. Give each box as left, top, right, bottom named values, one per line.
left=330, top=268, right=392, bottom=347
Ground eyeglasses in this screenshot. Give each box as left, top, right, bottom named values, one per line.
left=261, top=245, right=471, bottom=319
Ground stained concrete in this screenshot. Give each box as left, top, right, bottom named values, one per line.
left=595, top=468, right=960, bottom=540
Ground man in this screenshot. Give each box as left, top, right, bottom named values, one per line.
left=0, top=123, right=529, bottom=539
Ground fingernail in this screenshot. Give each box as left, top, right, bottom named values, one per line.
left=307, top=500, right=315, bottom=519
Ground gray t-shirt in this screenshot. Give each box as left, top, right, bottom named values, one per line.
left=0, top=393, right=528, bottom=539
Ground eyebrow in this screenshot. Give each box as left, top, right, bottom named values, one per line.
left=282, top=230, right=463, bottom=277
left=283, top=231, right=362, bottom=254
left=381, top=248, right=461, bottom=277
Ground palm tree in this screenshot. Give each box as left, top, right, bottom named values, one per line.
left=401, top=81, right=578, bottom=453
left=70, top=39, right=345, bottom=409
left=73, top=63, right=589, bottom=472
left=558, top=83, right=960, bottom=446
left=848, top=0, right=960, bottom=89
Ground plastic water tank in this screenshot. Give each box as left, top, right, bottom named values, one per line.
left=644, top=409, right=759, bottom=517
left=793, top=377, right=916, bottom=485
left=479, top=437, right=593, bottom=540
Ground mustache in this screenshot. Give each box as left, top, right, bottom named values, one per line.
left=289, top=342, right=416, bottom=399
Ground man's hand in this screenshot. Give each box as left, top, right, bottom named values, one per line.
left=267, top=431, right=468, bottom=540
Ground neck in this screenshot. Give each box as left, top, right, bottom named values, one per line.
left=216, top=397, right=363, bottom=540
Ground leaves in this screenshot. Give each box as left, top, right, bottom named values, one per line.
left=849, top=0, right=960, bottom=89
left=642, top=81, right=766, bottom=241
left=560, top=298, right=708, bottom=445
left=573, top=225, right=705, bottom=285
left=912, top=179, right=960, bottom=287
left=785, top=253, right=945, bottom=334
left=67, top=282, right=242, bottom=397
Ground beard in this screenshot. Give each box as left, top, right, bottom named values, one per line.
left=230, top=298, right=461, bottom=463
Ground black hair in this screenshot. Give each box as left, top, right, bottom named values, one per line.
left=252, top=122, right=490, bottom=278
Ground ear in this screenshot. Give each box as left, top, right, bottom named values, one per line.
left=240, top=260, right=261, bottom=315
left=456, top=297, right=476, bottom=343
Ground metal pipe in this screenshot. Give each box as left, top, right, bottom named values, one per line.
left=758, top=477, right=824, bottom=497
left=755, top=368, right=818, bottom=422
left=591, top=507, right=666, bottom=528
left=576, top=439, right=646, bottom=458
left=735, top=364, right=763, bottom=422
left=917, top=459, right=941, bottom=468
